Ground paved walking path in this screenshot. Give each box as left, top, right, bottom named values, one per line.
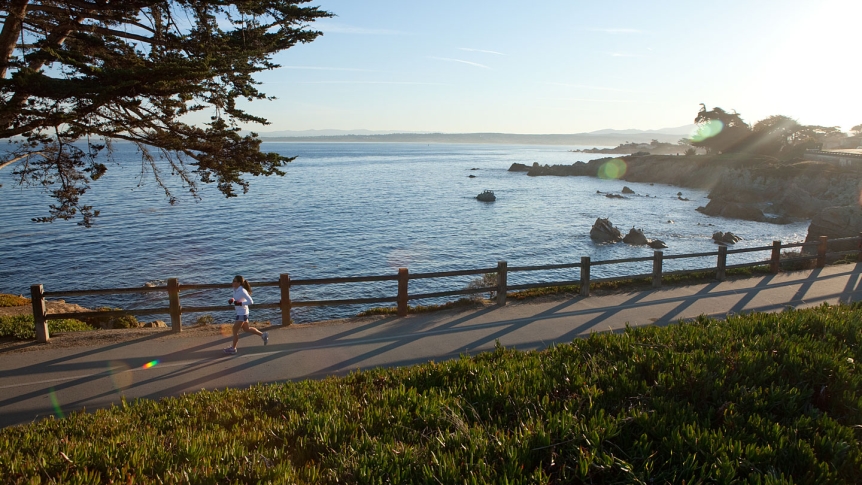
left=2, top=264, right=862, bottom=428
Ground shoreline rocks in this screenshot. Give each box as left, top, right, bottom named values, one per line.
left=804, top=206, right=862, bottom=254
left=511, top=154, right=862, bottom=240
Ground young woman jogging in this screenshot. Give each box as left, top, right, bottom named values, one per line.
left=224, top=275, right=268, bottom=354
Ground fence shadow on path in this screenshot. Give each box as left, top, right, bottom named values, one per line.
left=5, top=264, right=862, bottom=428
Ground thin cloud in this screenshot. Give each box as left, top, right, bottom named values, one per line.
left=458, top=48, right=505, bottom=56
left=544, top=82, right=635, bottom=93
left=317, top=23, right=407, bottom=35
left=295, top=80, right=450, bottom=86
left=279, top=66, right=376, bottom=72
left=589, top=28, right=646, bottom=34
left=552, top=97, right=639, bottom=103
left=429, top=57, right=490, bottom=69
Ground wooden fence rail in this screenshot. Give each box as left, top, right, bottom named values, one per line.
left=30, top=234, right=862, bottom=343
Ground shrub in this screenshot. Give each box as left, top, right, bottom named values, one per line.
left=466, top=272, right=497, bottom=300
left=0, top=294, right=30, bottom=307
left=0, top=314, right=93, bottom=340
left=194, top=314, right=215, bottom=326
left=82, top=307, right=140, bottom=329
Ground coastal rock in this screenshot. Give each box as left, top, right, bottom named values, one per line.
left=508, top=162, right=533, bottom=172
left=775, top=190, right=822, bottom=218
left=144, top=320, right=168, bottom=328
left=622, top=228, right=649, bottom=245
left=527, top=160, right=595, bottom=177
left=476, top=190, right=496, bottom=202
left=622, top=186, right=635, bottom=194
left=648, top=239, right=668, bottom=249
left=713, top=231, right=742, bottom=245
left=697, top=199, right=765, bottom=222
left=605, top=193, right=624, bottom=199
left=804, top=206, right=862, bottom=255
left=590, top=218, right=622, bottom=243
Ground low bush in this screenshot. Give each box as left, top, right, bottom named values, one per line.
left=0, top=314, right=93, bottom=340
left=81, top=307, right=140, bottom=329
left=0, top=294, right=30, bottom=307
left=357, top=298, right=481, bottom=317
left=1, top=303, right=860, bottom=483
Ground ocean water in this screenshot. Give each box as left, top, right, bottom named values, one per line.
left=0, top=143, right=810, bottom=324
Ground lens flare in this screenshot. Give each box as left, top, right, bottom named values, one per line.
left=598, top=158, right=627, bottom=180
left=142, top=360, right=159, bottom=369
left=691, top=120, right=724, bottom=142
left=49, top=388, right=64, bottom=419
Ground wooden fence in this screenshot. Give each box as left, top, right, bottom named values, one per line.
left=29, top=235, right=862, bottom=343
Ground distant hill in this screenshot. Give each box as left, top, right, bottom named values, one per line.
left=254, top=129, right=421, bottom=137
left=588, top=124, right=696, bottom=136
left=258, top=130, right=693, bottom=146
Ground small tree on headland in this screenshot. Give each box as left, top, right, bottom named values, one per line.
left=0, top=0, right=332, bottom=226
left=690, top=104, right=752, bottom=154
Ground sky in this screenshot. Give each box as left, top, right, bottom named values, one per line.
left=238, top=0, right=861, bottom=135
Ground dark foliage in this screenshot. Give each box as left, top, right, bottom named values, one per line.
left=0, top=0, right=332, bottom=226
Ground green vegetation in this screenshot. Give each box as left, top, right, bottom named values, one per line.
left=0, top=1, right=332, bottom=226
left=0, top=315, right=92, bottom=340
left=0, top=294, right=29, bottom=307
left=2, top=303, right=861, bottom=483
left=79, top=308, right=140, bottom=330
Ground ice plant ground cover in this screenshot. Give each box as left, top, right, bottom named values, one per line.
left=1, top=302, right=861, bottom=483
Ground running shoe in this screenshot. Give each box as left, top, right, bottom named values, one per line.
left=262, top=332, right=269, bottom=346
left=223, top=347, right=237, bottom=354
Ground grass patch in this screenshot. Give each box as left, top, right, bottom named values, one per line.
left=0, top=314, right=93, bottom=340
left=2, top=303, right=861, bottom=483
left=0, top=294, right=30, bottom=307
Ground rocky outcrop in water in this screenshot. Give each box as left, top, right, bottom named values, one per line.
left=713, top=231, right=742, bottom=245
left=508, top=162, right=532, bottom=172
left=696, top=199, right=766, bottom=222
left=622, top=227, right=668, bottom=249
left=590, top=218, right=622, bottom=243
left=622, top=227, right=648, bottom=245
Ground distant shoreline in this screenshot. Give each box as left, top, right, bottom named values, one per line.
left=258, top=132, right=688, bottom=146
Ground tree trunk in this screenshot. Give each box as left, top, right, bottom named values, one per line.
left=0, top=0, right=30, bottom=79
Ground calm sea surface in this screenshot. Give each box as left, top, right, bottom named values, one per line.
left=1, top=143, right=809, bottom=324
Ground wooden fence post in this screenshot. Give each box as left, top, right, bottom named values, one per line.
left=770, top=240, right=781, bottom=274
left=817, top=236, right=828, bottom=268
left=167, top=278, right=181, bottom=332
left=858, top=232, right=862, bottom=263
left=279, top=273, right=292, bottom=326
left=30, top=284, right=49, bottom=343
left=496, top=261, right=507, bottom=306
left=716, top=245, right=727, bottom=281
left=652, top=251, right=663, bottom=288
left=580, top=256, right=591, bottom=297
left=397, top=268, right=409, bottom=317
